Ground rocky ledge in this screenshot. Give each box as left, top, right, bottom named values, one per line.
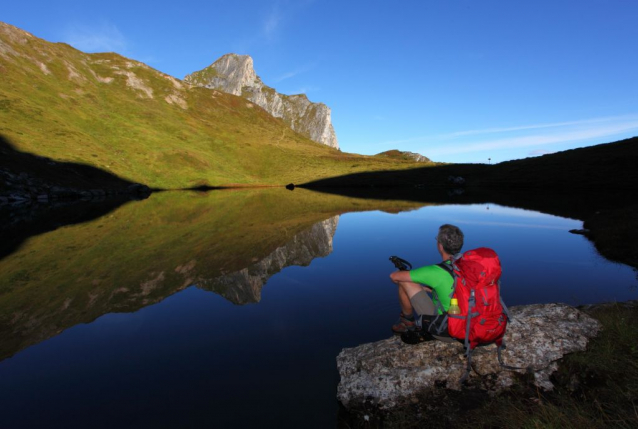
left=0, top=168, right=151, bottom=207
left=337, top=303, right=601, bottom=410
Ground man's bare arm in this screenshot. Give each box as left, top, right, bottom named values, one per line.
left=390, top=271, right=432, bottom=292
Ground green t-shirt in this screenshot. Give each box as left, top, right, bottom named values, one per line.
left=409, top=262, right=454, bottom=314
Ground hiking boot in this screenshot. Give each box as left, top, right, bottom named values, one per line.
left=400, top=329, right=435, bottom=345
left=391, top=314, right=416, bottom=334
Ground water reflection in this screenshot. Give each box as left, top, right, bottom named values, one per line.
left=0, top=189, right=421, bottom=361
left=202, top=216, right=339, bottom=304
left=0, top=189, right=636, bottom=428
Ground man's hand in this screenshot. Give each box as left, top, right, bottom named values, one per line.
left=389, top=256, right=412, bottom=271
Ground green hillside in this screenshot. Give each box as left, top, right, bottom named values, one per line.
left=0, top=22, right=422, bottom=188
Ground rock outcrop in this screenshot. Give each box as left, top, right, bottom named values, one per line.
left=184, top=54, right=339, bottom=149
left=375, top=150, right=431, bottom=163
left=0, top=166, right=150, bottom=207
left=337, top=303, right=601, bottom=410
left=402, top=151, right=430, bottom=162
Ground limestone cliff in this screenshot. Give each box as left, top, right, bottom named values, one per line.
left=184, top=54, right=339, bottom=149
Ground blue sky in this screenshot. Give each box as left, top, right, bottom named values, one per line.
left=3, top=0, right=638, bottom=163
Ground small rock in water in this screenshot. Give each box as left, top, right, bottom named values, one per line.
left=569, top=229, right=590, bottom=235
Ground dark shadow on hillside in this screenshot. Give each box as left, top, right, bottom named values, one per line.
left=0, top=134, right=139, bottom=191
left=0, top=134, right=147, bottom=260
left=301, top=136, right=638, bottom=191
left=299, top=137, right=638, bottom=269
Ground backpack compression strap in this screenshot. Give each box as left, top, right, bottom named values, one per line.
left=460, top=349, right=473, bottom=384
left=497, top=341, right=534, bottom=372
left=460, top=344, right=532, bottom=385
left=429, top=261, right=455, bottom=335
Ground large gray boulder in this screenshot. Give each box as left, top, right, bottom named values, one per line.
left=337, top=303, right=601, bottom=410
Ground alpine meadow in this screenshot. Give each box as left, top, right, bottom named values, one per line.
left=0, top=22, right=429, bottom=190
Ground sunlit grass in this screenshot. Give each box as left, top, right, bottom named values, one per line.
left=0, top=27, right=428, bottom=188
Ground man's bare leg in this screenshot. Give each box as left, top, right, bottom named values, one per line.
left=397, top=281, right=429, bottom=316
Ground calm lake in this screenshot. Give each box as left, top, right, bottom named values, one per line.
left=0, top=189, right=636, bottom=428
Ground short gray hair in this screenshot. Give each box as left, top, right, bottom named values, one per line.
left=437, top=224, right=464, bottom=254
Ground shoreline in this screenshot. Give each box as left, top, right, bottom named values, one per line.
left=3, top=182, right=637, bottom=272
left=337, top=300, right=638, bottom=428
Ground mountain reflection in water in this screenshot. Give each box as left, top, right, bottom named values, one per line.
left=1, top=188, right=637, bottom=429
left=202, top=216, right=339, bottom=305
left=0, top=189, right=422, bottom=361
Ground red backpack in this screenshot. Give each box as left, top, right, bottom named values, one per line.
left=447, top=247, right=507, bottom=349
left=435, top=248, right=513, bottom=382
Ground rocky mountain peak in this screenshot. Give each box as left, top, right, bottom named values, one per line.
left=375, top=150, right=432, bottom=163
left=192, top=53, right=261, bottom=96
left=185, top=54, right=339, bottom=149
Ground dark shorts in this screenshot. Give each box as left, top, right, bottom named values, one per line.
left=410, top=290, right=456, bottom=343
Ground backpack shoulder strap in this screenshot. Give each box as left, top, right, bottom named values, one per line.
left=436, top=261, right=454, bottom=278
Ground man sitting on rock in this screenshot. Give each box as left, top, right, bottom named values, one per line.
left=389, top=224, right=464, bottom=343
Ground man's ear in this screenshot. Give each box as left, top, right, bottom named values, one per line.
left=437, top=241, right=448, bottom=257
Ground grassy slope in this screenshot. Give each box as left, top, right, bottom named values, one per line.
left=0, top=22, right=422, bottom=188
left=0, top=188, right=427, bottom=361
